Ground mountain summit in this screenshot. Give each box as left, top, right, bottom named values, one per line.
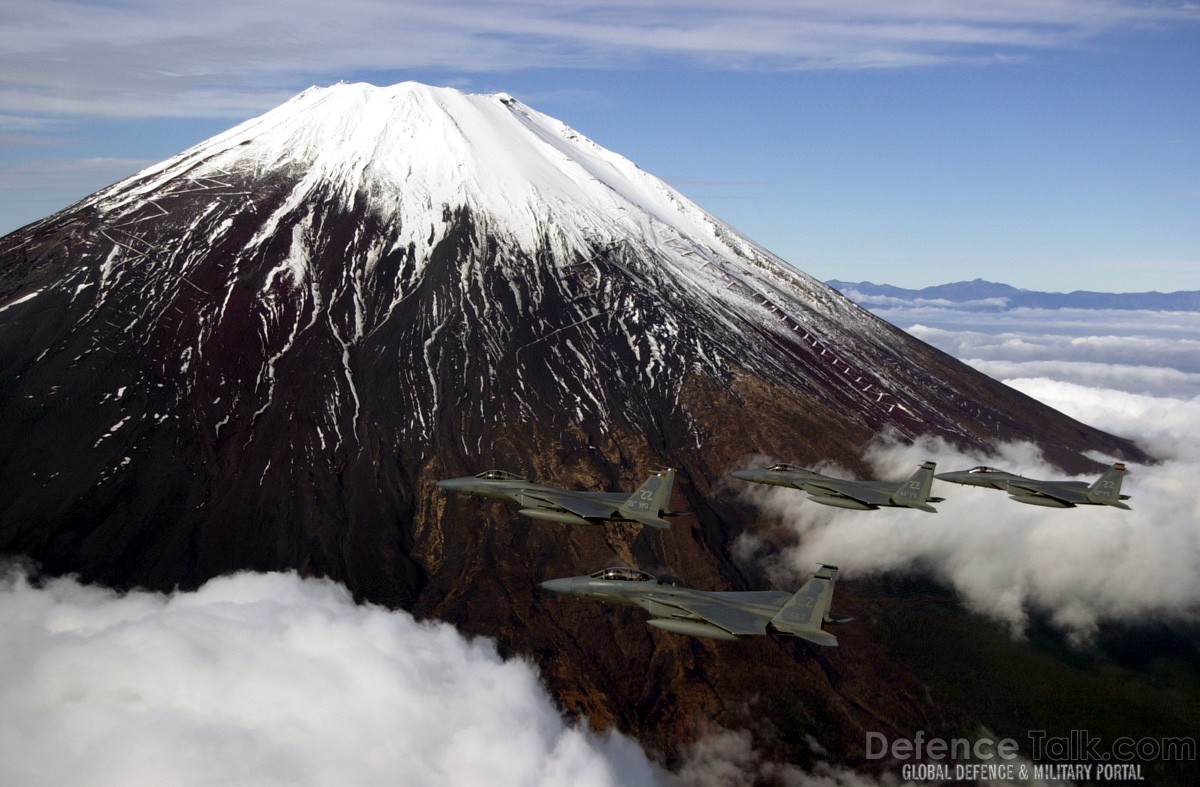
left=0, top=82, right=1143, bottom=759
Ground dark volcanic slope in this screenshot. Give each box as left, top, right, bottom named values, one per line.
left=0, top=82, right=1148, bottom=760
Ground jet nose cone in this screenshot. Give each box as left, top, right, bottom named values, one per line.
left=733, top=469, right=777, bottom=484
left=934, top=472, right=964, bottom=482
left=436, top=477, right=468, bottom=491
left=539, top=578, right=580, bottom=595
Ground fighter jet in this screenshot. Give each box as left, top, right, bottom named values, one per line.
left=732, top=461, right=943, bottom=513
left=935, top=462, right=1131, bottom=509
left=435, top=468, right=684, bottom=528
left=540, top=564, right=850, bottom=644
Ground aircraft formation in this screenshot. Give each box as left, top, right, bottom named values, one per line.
left=437, top=460, right=1131, bottom=644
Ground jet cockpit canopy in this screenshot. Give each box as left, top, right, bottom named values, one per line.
left=590, top=567, right=654, bottom=583
left=475, top=469, right=527, bottom=481
left=967, top=466, right=1000, bottom=474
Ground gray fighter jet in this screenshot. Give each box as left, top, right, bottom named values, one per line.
left=436, top=468, right=683, bottom=528
left=732, top=461, right=943, bottom=513
left=540, top=564, right=849, bottom=644
left=935, top=462, right=1131, bottom=509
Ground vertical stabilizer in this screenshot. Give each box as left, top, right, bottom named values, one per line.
left=1087, top=463, right=1131, bottom=509
left=890, top=461, right=940, bottom=512
left=618, top=469, right=675, bottom=528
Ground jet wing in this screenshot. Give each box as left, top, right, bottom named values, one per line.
left=1006, top=480, right=1090, bottom=505
left=647, top=593, right=770, bottom=636
left=805, top=480, right=893, bottom=507
left=519, top=491, right=618, bottom=520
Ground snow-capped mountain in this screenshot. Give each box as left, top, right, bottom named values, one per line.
left=0, top=82, right=1144, bottom=758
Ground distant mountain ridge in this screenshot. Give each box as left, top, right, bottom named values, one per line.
left=827, top=278, right=1200, bottom=311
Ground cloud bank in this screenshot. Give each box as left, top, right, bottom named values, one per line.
left=4, top=1, right=1198, bottom=119
left=887, top=308, right=1200, bottom=395
left=0, top=569, right=661, bottom=787
left=1, top=299, right=1193, bottom=781
left=0, top=568, right=899, bottom=785
left=674, top=728, right=896, bottom=787
left=735, top=310, right=1200, bottom=644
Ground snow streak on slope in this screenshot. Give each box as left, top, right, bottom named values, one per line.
left=0, top=82, right=1151, bottom=759
left=101, top=82, right=760, bottom=273
left=6, top=82, right=942, bottom=449
left=0, top=81, right=1144, bottom=609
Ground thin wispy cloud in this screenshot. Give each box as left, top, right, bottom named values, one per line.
left=4, top=1, right=1197, bottom=119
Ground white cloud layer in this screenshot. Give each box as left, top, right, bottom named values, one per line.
left=895, top=309, right=1200, bottom=396
left=0, top=298, right=1194, bottom=781
left=735, top=314, right=1200, bottom=644
left=967, top=360, right=1200, bottom=400
left=0, top=568, right=904, bottom=785
left=0, top=569, right=662, bottom=787
left=674, top=728, right=897, bottom=787
left=4, top=1, right=1197, bottom=119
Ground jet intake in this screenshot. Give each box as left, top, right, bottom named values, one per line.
left=517, top=508, right=593, bottom=526
left=647, top=618, right=738, bottom=640
left=809, top=495, right=875, bottom=511
left=1008, top=495, right=1072, bottom=508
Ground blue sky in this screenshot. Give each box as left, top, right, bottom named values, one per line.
left=2, top=1, right=1197, bottom=292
